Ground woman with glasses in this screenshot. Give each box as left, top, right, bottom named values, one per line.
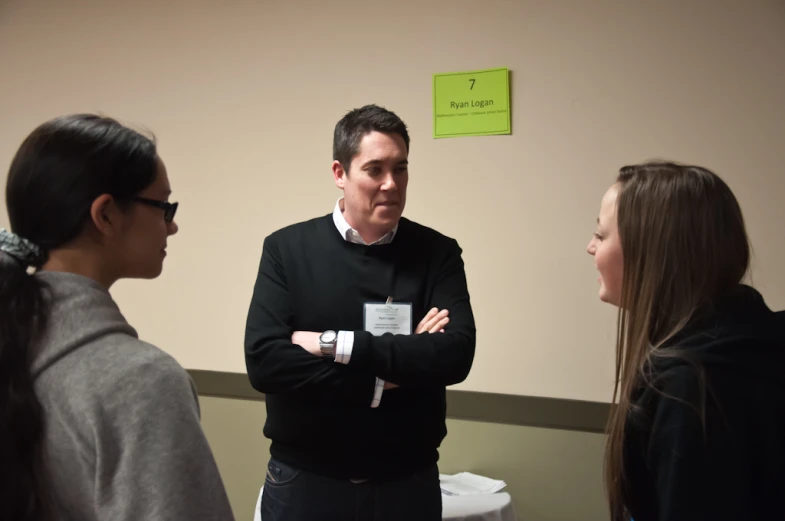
left=0, top=114, right=234, bottom=521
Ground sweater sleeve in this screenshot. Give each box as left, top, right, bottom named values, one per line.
left=96, top=354, right=235, bottom=521
left=646, top=365, right=751, bottom=521
left=244, top=233, right=377, bottom=403
left=347, top=239, right=476, bottom=387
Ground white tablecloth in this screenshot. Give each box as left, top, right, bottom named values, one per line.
left=442, top=493, right=517, bottom=521
left=253, top=486, right=518, bottom=521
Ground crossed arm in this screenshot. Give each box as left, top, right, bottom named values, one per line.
left=291, top=307, right=451, bottom=389
left=245, top=234, right=476, bottom=400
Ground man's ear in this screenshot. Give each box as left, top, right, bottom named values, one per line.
left=88, top=194, right=121, bottom=238
left=332, top=160, right=347, bottom=189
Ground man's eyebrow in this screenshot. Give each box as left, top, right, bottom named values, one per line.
left=360, top=158, right=409, bottom=168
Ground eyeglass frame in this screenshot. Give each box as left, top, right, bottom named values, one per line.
left=133, top=197, right=179, bottom=223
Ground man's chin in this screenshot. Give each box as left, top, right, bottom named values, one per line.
left=373, top=215, right=401, bottom=229
left=374, top=205, right=402, bottom=220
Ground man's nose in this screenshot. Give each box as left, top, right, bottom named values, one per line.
left=380, top=172, right=396, bottom=190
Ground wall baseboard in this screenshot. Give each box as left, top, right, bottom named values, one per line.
left=188, top=370, right=610, bottom=433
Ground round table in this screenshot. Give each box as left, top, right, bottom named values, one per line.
left=442, top=493, right=518, bottom=521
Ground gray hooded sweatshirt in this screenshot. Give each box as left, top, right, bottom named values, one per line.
left=31, top=271, right=235, bottom=521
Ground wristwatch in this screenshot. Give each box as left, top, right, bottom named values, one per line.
left=318, top=330, right=337, bottom=358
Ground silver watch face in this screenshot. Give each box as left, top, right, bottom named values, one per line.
left=320, top=330, right=337, bottom=344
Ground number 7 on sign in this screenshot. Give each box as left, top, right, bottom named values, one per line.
left=469, top=79, right=475, bottom=90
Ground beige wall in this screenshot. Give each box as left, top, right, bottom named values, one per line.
left=1, top=2, right=779, bottom=517
left=3, top=0, right=783, bottom=404
left=199, top=395, right=608, bottom=521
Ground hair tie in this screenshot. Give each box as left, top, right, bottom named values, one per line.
left=0, top=228, right=46, bottom=268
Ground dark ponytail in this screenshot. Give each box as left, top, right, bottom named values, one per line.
left=0, top=253, right=52, bottom=520
left=1, top=114, right=158, bottom=520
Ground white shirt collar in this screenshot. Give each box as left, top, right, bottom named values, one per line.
left=332, top=198, right=397, bottom=246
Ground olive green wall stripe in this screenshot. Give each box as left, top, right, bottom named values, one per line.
left=188, top=370, right=610, bottom=434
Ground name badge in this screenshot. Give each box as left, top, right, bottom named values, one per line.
left=363, top=301, right=412, bottom=336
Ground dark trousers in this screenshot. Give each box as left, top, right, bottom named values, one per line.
left=260, top=457, right=442, bottom=521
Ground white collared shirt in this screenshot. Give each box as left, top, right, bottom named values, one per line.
left=331, top=198, right=395, bottom=408
left=332, top=198, right=398, bottom=246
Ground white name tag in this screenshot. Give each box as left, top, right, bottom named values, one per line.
left=363, top=302, right=412, bottom=336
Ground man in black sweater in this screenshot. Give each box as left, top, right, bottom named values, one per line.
left=245, top=104, right=476, bottom=521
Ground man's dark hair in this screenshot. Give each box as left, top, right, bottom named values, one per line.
left=333, top=104, right=410, bottom=173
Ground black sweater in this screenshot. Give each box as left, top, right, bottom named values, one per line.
left=244, top=215, right=476, bottom=479
left=624, top=285, right=785, bottom=521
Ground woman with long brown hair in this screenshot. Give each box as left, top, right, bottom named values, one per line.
left=587, top=162, right=785, bottom=520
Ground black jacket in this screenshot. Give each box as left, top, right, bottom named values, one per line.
left=624, top=285, right=785, bottom=521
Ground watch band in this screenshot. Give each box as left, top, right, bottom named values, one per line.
left=319, top=342, right=335, bottom=357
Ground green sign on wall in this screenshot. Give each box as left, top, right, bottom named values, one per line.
left=433, top=67, right=511, bottom=138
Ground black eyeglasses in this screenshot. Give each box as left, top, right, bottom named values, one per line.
left=133, top=197, right=178, bottom=223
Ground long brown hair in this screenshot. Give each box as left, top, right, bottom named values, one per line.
left=603, top=162, right=751, bottom=520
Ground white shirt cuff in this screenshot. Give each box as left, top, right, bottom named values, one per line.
left=334, top=330, right=353, bottom=365
left=371, top=377, right=385, bottom=408
left=334, top=331, right=384, bottom=407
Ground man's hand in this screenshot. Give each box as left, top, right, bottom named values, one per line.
left=416, top=307, right=449, bottom=334
left=291, top=331, right=322, bottom=356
